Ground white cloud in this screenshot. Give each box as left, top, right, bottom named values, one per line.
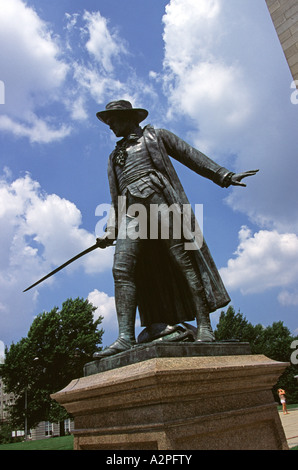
left=163, top=0, right=221, bottom=74
left=0, top=0, right=68, bottom=109
left=72, top=17, right=157, bottom=109
left=0, top=2, right=132, bottom=141
left=162, top=0, right=252, bottom=154
left=278, top=290, right=298, bottom=307
left=0, top=171, right=113, bottom=274
left=83, top=11, right=126, bottom=73
left=87, top=289, right=118, bottom=341
left=0, top=114, right=71, bottom=143
left=0, top=0, right=70, bottom=142
left=164, top=61, right=252, bottom=144
left=63, top=10, right=132, bottom=108
left=88, top=289, right=116, bottom=324
left=65, top=12, right=79, bottom=33
left=220, top=226, right=298, bottom=295
left=72, top=62, right=125, bottom=105
left=0, top=171, right=113, bottom=341
left=161, top=0, right=298, bottom=235
left=0, top=1, right=157, bottom=141
left=67, top=96, right=88, bottom=122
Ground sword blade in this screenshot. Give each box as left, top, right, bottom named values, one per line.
left=23, top=243, right=99, bottom=292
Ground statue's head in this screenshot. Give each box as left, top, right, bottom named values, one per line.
left=96, top=100, right=148, bottom=138
left=97, top=100, right=148, bottom=125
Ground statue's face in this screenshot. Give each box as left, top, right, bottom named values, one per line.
left=106, top=115, right=137, bottom=138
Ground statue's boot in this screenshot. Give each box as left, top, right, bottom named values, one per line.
left=169, top=244, right=215, bottom=342
left=196, top=311, right=215, bottom=342
left=93, top=284, right=136, bottom=359
left=195, top=289, right=215, bottom=342
left=93, top=337, right=134, bottom=358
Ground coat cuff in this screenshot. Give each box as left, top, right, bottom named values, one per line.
left=221, top=171, right=235, bottom=188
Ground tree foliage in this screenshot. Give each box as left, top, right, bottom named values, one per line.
left=214, top=306, right=298, bottom=403
left=2, top=297, right=103, bottom=430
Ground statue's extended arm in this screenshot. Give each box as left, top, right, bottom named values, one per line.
left=157, top=128, right=259, bottom=188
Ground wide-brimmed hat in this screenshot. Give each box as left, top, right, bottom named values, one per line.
left=96, top=100, right=148, bottom=124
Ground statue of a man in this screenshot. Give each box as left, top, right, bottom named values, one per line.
left=94, top=100, right=258, bottom=358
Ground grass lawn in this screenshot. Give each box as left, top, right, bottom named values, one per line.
left=0, top=405, right=297, bottom=450
left=277, top=403, right=298, bottom=411
left=0, top=433, right=297, bottom=450
left=0, top=434, right=73, bottom=450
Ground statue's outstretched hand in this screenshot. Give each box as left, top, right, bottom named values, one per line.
left=230, top=169, right=259, bottom=187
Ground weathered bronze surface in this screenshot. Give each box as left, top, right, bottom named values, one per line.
left=93, top=100, right=258, bottom=359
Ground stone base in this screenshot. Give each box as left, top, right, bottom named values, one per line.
left=84, top=341, right=252, bottom=375
left=51, top=348, right=289, bottom=450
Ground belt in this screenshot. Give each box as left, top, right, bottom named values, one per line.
left=119, top=170, right=155, bottom=193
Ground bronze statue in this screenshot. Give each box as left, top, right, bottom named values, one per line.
left=93, top=100, right=258, bottom=358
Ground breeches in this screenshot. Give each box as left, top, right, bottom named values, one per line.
left=112, top=192, right=200, bottom=293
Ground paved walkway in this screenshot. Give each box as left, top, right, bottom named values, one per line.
left=278, top=408, right=298, bottom=449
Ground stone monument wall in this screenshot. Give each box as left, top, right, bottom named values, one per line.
left=265, top=0, right=298, bottom=82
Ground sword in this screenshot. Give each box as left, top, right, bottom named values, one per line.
left=23, top=242, right=101, bottom=292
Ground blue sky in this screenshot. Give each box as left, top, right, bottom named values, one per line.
left=0, top=0, right=298, bottom=357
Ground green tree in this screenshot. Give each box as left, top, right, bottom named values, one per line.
left=214, top=305, right=262, bottom=344
left=250, top=321, right=293, bottom=361
left=0, top=421, right=16, bottom=444
left=255, top=321, right=298, bottom=404
left=214, top=306, right=298, bottom=403
left=2, top=297, right=103, bottom=433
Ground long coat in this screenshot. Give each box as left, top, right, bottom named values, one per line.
left=106, top=125, right=231, bottom=327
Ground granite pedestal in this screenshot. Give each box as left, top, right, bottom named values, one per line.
left=51, top=342, right=289, bottom=450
